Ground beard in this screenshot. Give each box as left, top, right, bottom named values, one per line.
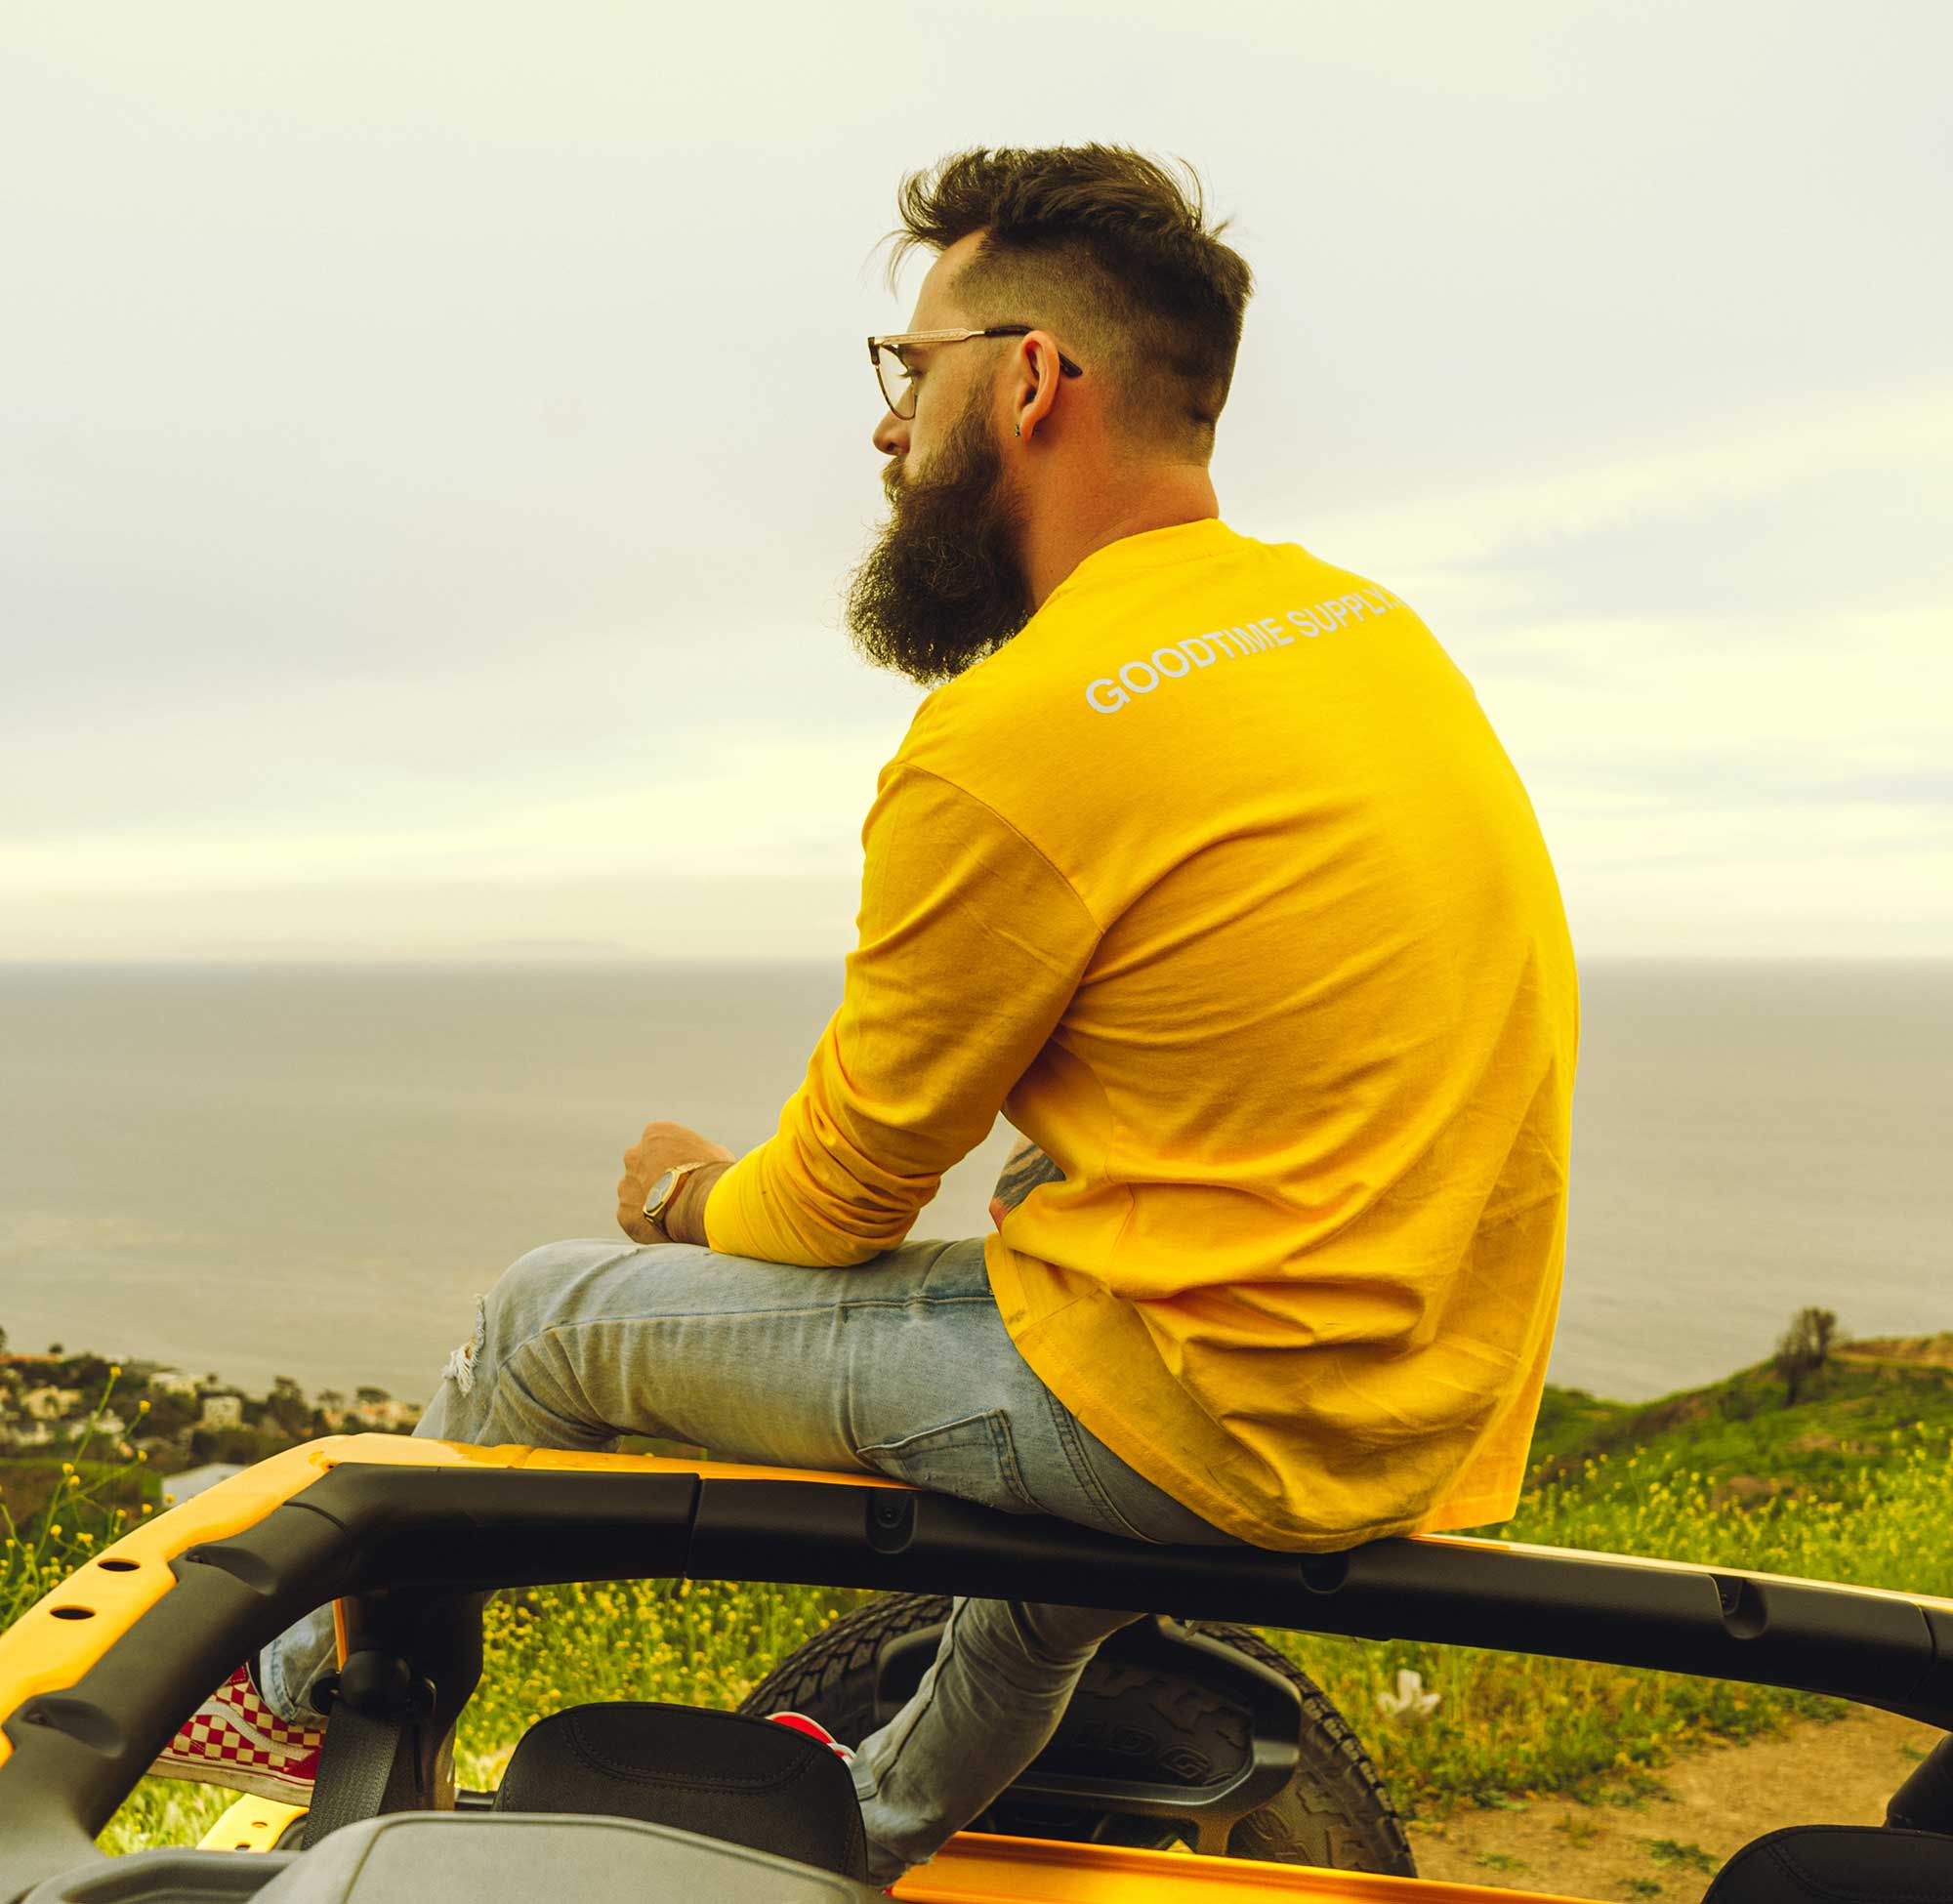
left=841, top=393, right=1035, bottom=687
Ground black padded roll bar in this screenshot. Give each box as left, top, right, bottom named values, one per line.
left=2, top=1463, right=1948, bottom=1899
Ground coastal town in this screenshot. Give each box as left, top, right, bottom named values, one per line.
left=0, top=1326, right=420, bottom=1487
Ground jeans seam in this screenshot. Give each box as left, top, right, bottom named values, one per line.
left=492, top=1295, right=999, bottom=1373
left=877, top=1596, right=963, bottom=1778
left=1042, top=1387, right=1154, bottom=1544
left=986, top=1410, right=1039, bottom=1513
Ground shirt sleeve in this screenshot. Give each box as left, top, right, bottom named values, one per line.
left=702, top=760, right=1101, bottom=1267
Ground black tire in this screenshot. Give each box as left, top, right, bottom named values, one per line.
left=738, top=1592, right=1414, bottom=1876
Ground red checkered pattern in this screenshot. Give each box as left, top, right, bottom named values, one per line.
left=149, top=1664, right=323, bottom=1803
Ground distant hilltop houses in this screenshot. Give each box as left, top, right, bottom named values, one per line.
left=0, top=1334, right=421, bottom=1468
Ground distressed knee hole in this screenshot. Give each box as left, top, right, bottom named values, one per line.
left=441, top=1296, right=488, bottom=1397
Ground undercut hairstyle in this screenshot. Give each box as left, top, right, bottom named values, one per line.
left=880, top=145, right=1254, bottom=460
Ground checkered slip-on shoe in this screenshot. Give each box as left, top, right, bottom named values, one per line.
left=148, top=1664, right=323, bottom=1803
left=766, top=1710, right=855, bottom=1765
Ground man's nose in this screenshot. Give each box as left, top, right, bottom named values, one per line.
left=872, top=407, right=909, bottom=459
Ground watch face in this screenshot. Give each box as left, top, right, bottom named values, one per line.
left=645, top=1168, right=678, bottom=1215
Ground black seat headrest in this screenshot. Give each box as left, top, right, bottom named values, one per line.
left=1702, top=1823, right=1953, bottom=1901
left=493, top=1701, right=867, bottom=1883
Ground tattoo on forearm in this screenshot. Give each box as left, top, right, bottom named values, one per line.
left=993, top=1145, right=1066, bottom=1214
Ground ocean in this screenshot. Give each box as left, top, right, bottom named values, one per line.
left=1, top=960, right=1946, bottom=1405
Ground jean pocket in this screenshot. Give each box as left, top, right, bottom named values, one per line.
left=855, top=1410, right=1037, bottom=1515
left=1052, top=1402, right=1240, bottom=1548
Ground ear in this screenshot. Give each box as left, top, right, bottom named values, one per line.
left=1011, top=329, right=1066, bottom=443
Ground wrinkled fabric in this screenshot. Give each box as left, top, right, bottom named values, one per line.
left=703, top=518, right=1580, bottom=1548
left=256, top=1233, right=1235, bottom=1880
left=849, top=1597, right=1141, bottom=1883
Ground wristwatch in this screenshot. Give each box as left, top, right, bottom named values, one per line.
left=642, top=1159, right=717, bottom=1232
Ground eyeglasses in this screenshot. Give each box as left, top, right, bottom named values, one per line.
left=866, top=325, right=1085, bottom=420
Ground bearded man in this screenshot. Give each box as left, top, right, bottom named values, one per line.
left=158, top=144, right=1580, bottom=1887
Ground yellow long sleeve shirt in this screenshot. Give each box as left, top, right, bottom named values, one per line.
left=704, top=517, right=1579, bottom=1552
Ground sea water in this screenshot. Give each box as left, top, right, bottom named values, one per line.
left=1, top=959, right=1945, bottom=1404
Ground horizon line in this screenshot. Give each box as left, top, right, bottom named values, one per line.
left=3, top=951, right=1952, bottom=971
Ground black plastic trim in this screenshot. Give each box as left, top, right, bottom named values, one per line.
left=688, top=1478, right=1953, bottom=1724
left=0, top=1469, right=696, bottom=1900
left=2, top=1461, right=1947, bottom=1901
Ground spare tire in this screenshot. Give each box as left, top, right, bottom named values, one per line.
left=739, top=1592, right=1414, bottom=1875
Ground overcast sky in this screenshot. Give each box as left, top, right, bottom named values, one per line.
left=5, top=1, right=1948, bottom=963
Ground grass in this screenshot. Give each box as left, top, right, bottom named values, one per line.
left=1525, top=1357, right=1953, bottom=1499
left=100, top=1781, right=235, bottom=1856
left=1643, top=1838, right=1717, bottom=1873
left=1276, top=1419, right=1949, bottom=1819
left=14, top=1353, right=1951, bottom=1853
left=2, top=1371, right=158, bottom=1633
left=455, top=1575, right=873, bottom=1785
left=1475, top=1849, right=1527, bottom=1871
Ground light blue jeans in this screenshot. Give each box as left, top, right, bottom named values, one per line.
left=259, top=1232, right=1235, bottom=1883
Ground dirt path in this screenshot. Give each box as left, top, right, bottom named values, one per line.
left=1835, top=1334, right=1953, bottom=1374
left=1403, top=1706, right=1942, bottom=1901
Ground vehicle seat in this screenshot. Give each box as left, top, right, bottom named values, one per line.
left=1701, top=1823, right=1953, bottom=1900
left=492, top=1700, right=868, bottom=1883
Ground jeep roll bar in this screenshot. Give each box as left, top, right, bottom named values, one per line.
left=1, top=1440, right=1948, bottom=1898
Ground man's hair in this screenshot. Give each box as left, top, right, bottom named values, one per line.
left=880, top=145, right=1254, bottom=460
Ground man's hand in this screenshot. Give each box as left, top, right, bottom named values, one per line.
left=989, top=1135, right=1065, bottom=1229
left=617, top=1120, right=736, bottom=1246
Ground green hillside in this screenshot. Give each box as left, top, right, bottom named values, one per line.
left=1525, top=1332, right=1953, bottom=1503
left=8, top=1327, right=1949, bottom=1849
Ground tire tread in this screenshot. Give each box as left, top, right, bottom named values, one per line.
left=739, top=1594, right=1413, bottom=1876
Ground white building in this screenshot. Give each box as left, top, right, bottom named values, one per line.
left=20, top=1387, right=84, bottom=1423
left=197, top=1391, right=244, bottom=1429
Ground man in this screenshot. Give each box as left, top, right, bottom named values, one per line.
left=156, top=145, right=1579, bottom=1884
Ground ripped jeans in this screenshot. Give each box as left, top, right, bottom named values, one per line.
left=257, top=1232, right=1236, bottom=1883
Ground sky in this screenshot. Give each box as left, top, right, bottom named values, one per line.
left=4, top=1, right=1949, bottom=964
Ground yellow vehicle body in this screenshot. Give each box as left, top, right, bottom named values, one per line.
left=3, top=1433, right=1949, bottom=1903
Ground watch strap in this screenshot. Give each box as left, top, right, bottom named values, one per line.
left=644, top=1159, right=714, bottom=1228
